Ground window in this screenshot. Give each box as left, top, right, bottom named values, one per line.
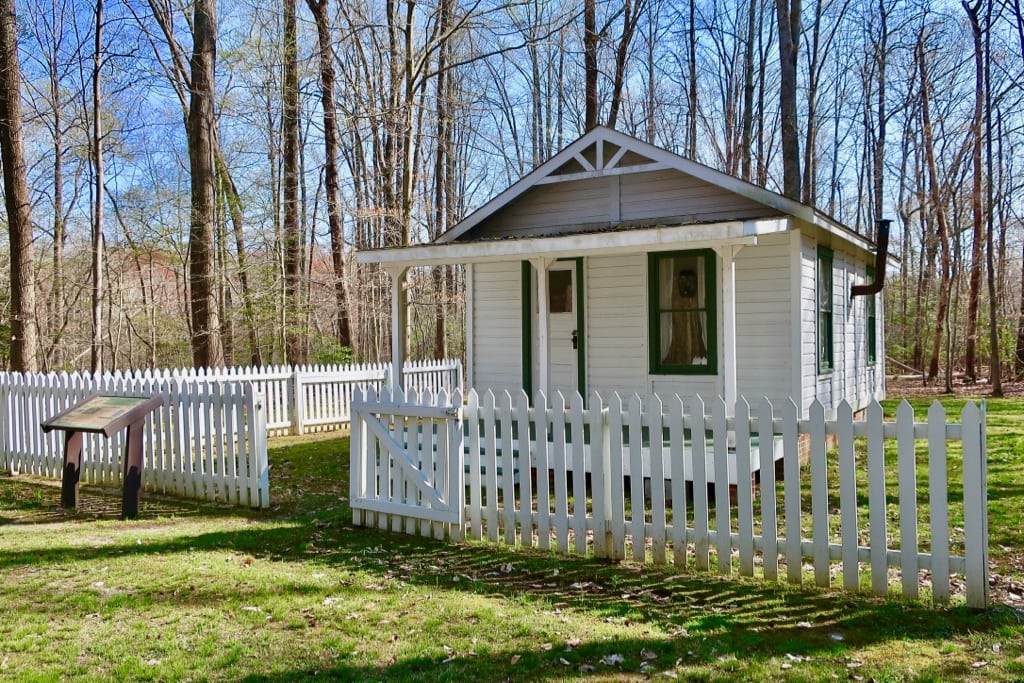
left=649, top=250, right=716, bottom=374
left=548, top=269, right=572, bottom=313
left=817, top=246, right=834, bottom=373
left=866, top=265, right=877, bottom=365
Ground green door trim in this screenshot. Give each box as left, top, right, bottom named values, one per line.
left=521, top=260, right=533, bottom=399
left=572, top=257, right=586, bottom=400
left=520, top=258, right=586, bottom=402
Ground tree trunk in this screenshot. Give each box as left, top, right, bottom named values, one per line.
left=49, top=45, right=66, bottom=370
left=584, top=0, right=599, bottom=130
left=687, top=0, right=697, bottom=158
left=962, top=0, right=984, bottom=384
left=607, top=0, right=644, bottom=130
left=1017, top=240, right=1024, bottom=378
left=800, top=0, right=821, bottom=205
left=871, top=0, right=890, bottom=235
left=90, top=0, right=105, bottom=374
left=983, top=0, right=1001, bottom=395
left=776, top=0, right=802, bottom=200
left=186, top=0, right=223, bottom=368
left=307, top=0, right=351, bottom=350
left=216, top=153, right=263, bottom=365
left=740, top=0, right=758, bottom=181
left=282, top=0, right=302, bottom=364
left=918, top=34, right=952, bottom=386
left=0, top=0, right=39, bottom=372
left=432, top=0, right=454, bottom=359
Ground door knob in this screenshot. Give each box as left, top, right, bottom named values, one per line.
left=571, top=329, right=578, bottom=350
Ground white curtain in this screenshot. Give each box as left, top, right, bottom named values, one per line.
left=659, top=259, right=674, bottom=361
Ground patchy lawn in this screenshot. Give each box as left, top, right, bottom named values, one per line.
left=1, top=397, right=1022, bottom=682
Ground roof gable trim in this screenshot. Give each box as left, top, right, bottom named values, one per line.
left=437, top=126, right=871, bottom=251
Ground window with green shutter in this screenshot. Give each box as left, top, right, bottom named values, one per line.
left=817, top=246, right=834, bottom=373
left=648, top=250, right=717, bottom=375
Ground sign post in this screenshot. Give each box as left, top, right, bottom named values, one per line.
left=42, top=394, right=163, bottom=519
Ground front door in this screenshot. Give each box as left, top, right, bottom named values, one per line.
left=546, top=261, right=581, bottom=398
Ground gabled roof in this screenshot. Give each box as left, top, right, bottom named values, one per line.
left=437, top=126, right=873, bottom=251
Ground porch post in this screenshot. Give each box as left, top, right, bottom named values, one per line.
left=529, top=257, right=553, bottom=398
left=385, top=265, right=409, bottom=391
left=714, top=245, right=743, bottom=413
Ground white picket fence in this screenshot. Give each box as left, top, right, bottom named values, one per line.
left=350, top=388, right=989, bottom=607
left=0, top=359, right=462, bottom=510
left=0, top=371, right=270, bottom=508
left=158, top=359, right=462, bottom=435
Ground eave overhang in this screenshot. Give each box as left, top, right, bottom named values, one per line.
left=355, top=218, right=793, bottom=268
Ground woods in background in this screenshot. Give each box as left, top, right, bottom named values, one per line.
left=0, top=0, right=1022, bottom=394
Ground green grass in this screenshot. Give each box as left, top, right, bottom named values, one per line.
left=1, top=401, right=1023, bottom=682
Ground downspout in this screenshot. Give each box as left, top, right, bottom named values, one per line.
left=851, top=219, right=890, bottom=297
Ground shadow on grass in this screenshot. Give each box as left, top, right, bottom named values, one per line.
left=0, top=475, right=223, bottom=526
left=0, top=475, right=1017, bottom=678
left=233, top=632, right=992, bottom=683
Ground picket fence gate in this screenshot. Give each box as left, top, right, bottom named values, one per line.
left=1, top=371, right=270, bottom=508
left=350, top=388, right=989, bottom=607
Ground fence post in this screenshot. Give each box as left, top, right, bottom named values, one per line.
left=250, top=386, right=270, bottom=509
left=962, top=401, right=988, bottom=608
left=292, top=367, right=305, bottom=435
left=447, top=389, right=465, bottom=541
left=350, top=386, right=367, bottom=528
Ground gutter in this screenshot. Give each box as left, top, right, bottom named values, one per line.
left=851, top=219, right=890, bottom=297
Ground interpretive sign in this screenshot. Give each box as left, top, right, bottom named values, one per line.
left=42, top=394, right=163, bottom=519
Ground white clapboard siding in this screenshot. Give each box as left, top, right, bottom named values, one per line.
left=0, top=371, right=269, bottom=508
left=469, top=262, right=523, bottom=392
left=351, top=390, right=989, bottom=607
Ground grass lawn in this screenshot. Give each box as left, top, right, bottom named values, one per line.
left=1, top=397, right=1022, bottom=682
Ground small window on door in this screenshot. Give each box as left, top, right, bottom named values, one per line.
left=549, top=270, right=573, bottom=313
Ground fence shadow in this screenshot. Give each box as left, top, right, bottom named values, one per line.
left=0, top=476, right=224, bottom=526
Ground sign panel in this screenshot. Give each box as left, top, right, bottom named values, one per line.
left=42, top=395, right=161, bottom=437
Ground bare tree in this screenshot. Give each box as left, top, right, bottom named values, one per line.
left=0, top=0, right=39, bottom=371
left=776, top=0, right=802, bottom=200
left=918, top=32, right=952, bottom=390
left=90, top=0, right=104, bottom=374
left=584, top=0, right=598, bottom=130
left=186, top=0, right=223, bottom=367
left=606, top=0, right=647, bottom=129
left=307, top=0, right=351, bottom=349
left=961, top=0, right=985, bottom=383
left=984, top=0, right=1001, bottom=394
left=740, top=0, right=759, bottom=181
left=282, top=0, right=302, bottom=363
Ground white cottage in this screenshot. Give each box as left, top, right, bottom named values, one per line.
left=358, top=127, right=886, bottom=417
